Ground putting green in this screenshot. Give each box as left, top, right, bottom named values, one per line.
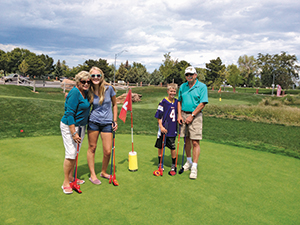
left=0, top=135, right=299, bottom=224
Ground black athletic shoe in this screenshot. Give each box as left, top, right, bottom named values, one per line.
left=168, top=164, right=177, bottom=176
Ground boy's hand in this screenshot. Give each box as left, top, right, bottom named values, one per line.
left=177, top=116, right=183, bottom=125
left=160, top=126, right=168, bottom=134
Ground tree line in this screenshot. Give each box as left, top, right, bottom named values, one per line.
left=0, top=48, right=299, bottom=89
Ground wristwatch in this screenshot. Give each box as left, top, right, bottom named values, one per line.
left=192, top=113, right=195, bottom=118
left=72, top=131, right=77, bottom=137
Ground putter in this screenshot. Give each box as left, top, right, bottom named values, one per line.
left=70, top=127, right=82, bottom=194
left=111, top=130, right=119, bottom=186
left=153, top=133, right=166, bottom=176
left=109, top=134, right=114, bottom=184
left=179, top=124, right=188, bottom=174
left=168, top=125, right=181, bottom=176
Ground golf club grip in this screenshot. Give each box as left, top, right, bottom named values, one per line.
left=161, top=133, right=166, bottom=167
left=78, top=126, right=82, bottom=138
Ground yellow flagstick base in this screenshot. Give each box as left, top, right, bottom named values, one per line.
left=219, top=98, right=222, bottom=101
left=129, top=151, right=138, bottom=171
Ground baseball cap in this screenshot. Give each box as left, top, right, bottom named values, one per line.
left=184, top=66, right=197, bottom=75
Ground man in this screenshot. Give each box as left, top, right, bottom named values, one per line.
left=177, top=66, right=208, bottom=179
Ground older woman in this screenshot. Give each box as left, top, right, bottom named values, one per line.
left=60, top=71, right=91, bottom=194
left=87, top=66, right=118, bottom=185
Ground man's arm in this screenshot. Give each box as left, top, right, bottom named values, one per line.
left=185, top=102, right=206, bottom=125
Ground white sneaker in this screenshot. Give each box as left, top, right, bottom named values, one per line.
left=183, top=161, right=192, bottom=171
left=189, top=166, right=197, bottom=179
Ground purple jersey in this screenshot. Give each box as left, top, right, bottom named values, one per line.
left=155, top=97, right=178, bottom=137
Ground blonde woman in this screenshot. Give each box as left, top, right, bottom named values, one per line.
left=87, top=67, right=118, bottom=185
left=60, top=71, right=91, bottom=194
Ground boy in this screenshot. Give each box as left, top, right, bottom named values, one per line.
left=154, top=84, right=179, bottom=175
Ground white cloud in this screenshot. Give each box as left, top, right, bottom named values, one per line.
left=0, top=0, right=299, bottom=72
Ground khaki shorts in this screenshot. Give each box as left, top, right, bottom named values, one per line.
left=60, top=121, right=85, bottom=159
left=179, top=111, right=203, bottom=140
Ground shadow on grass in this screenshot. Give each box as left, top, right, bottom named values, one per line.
left=77, top=161, right=124, bottom=179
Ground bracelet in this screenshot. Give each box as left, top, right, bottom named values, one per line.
left=72, top=132, right=77, bottom=137
left=191, top=113, right=195, bottom=118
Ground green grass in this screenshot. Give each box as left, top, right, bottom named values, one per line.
left=0, top=85, right=299, bottom=159
left=1, top=135, right=300, bottom=224
left=1, top=85, right=300, bottom=224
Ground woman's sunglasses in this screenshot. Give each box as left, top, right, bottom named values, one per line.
left=80, top=80, right=90, bottom=84
left=91, top=74, right=102, bottom=78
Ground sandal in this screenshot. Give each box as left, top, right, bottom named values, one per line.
left=75, top=178, right=85, bottom=185
left=69, top=178, right=85, bottom=184
left=61, top=185, right=73, bottom=194
left=100, top=173, right=110, bottom=180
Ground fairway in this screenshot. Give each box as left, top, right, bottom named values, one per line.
left=1, top=135, right=299, bottom=224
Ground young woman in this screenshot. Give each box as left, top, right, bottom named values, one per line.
left=60, top=71, right=91, bottom=194
left=87, top=66, right=118, bottom=185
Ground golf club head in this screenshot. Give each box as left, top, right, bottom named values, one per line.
left=168, top=170, right=176, bottom=176
left=153, top=170, right=161, bottom=176
left=70, top=182, right=82, bottom=194
left=112, top=179, right=119, bottom=186
left=178, top=167, right=184, bottom=174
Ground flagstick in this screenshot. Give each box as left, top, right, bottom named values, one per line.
left=130, top=111, right=134, bottom=152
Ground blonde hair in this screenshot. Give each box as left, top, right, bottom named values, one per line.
left=88, top=66, right=115, bottom=105
left=167, top=83, right=177, bottom=91
left=75, top=71, right=90, bottom=85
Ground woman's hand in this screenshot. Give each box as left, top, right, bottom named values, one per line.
left=112, top=122, right=118, bottom=131
left=72, top=133, right=81, bottom=144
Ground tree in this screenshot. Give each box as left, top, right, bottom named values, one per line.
left=54, top=60, right=63, bottom=78
left=0, top=50, right=8, bottom=74
left=18, top=59, right=29, bottom=76
left=159, top=52, right=177, bottom=81
left=238, top=55, right=257, bottom=87
left=7, top=48, right=32, bottom=73
left=115, top=63, right=128, bottom=82
left=226, top=64, right=242, bottom=92
left=26, top=54, right=45, bottom=78
left=126, top=67, right=139, bottom=83
left=159, top=53, right=189, bottom=85
left=173, top=60, right=189, bottom=85
left=257, top=52, right=299, bottom=89
left=195, top=68, right=206, bottom=82
left=205, top=57, right=225, bottom=88
left=40, top=54, right=54, bottom=75
left=79, top=58, right=112, bottom=81
left=107, top=64, right=116, bottom=82
left=256, top=53, right=273, bottom=87
left=124, top=60, right=131, bottom=71
left=149, top=69, right=164, bottom=85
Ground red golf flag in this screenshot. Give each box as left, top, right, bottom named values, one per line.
left=218, top=88, right=221, bottom=93
left=119, top=89, right=132, bottom=123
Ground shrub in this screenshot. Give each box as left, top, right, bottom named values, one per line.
left=283, top=95, right=294, bottom=105
left=205, top=104, right=300, bottom=126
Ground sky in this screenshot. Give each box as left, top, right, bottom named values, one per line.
left=0, top=0, right=299, bottom=72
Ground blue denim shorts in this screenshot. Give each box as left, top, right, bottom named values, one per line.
left=87, top=121, right=112, bottom=133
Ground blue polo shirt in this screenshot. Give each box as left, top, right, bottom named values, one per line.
left=178, top=79, right=208, bottom=112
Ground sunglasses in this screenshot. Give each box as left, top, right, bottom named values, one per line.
left=80, top=80, right=90, bottom=84
left=91, top=74, right=102, bottom=78
left=185, top=73, right=194, bottom=76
